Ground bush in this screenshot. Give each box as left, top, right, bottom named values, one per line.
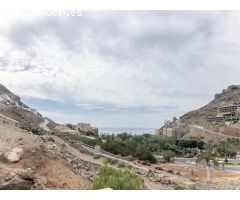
left=91, top=164, right=142, bottom=190
left=162, top=150, right=176, bottom=162
left=135, top=146, right=156, bottom=163
left=101, top=139, right=127, bottom=156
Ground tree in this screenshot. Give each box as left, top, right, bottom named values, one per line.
left=117, top=132, right=132, bottom=141
left=217, top=141, right=237, bottom=158
left=66, top=123, right=75, bottom=130
left=197, top=149, right=219, bottom=182
left=162, top=150, right=176, bottom=162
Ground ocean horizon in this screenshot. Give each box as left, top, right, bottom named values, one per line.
left=98, top=127, right=156, bottom=135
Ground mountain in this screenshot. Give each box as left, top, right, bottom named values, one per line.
left=180, top=85, right=240, bottom=125
left=0, top=84, right=45, bottom=129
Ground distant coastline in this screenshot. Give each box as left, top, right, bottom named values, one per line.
left=99, top=127, right=155, bottom=135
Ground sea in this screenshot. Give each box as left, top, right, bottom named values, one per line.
left=98, top=127, right=155, bottom=135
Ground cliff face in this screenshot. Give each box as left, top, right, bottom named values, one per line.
left=180, top=85, right=240, bottom=125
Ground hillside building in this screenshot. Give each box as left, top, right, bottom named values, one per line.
left=155, top=117, right=188, bottom=139
left=77, top=123, right=91, bottom=131
left=207, top=102, right=240, bottom=124
left=77, top=122, right=98, bottom=135
left=55, top=122, right=99, bottom=135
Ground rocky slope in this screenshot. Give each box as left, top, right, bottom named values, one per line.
left=180, top=85, right=240, bottom=125
left=0, top=84, right=45, bottom=129
left=0, top=123, right=93, bottom=189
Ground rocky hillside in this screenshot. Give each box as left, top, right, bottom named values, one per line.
left=0, top=84, right=45, bottom=129
left=0, top=84, right=31, bottom=109
left=0, top=123, right=95, bottom=189
left=180, top=85, right=240, bottom=125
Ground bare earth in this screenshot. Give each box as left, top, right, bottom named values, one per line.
left=0, top=123, right=88, bottom=189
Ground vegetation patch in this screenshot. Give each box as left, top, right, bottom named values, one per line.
left=91, top=164, right=142, bottom=190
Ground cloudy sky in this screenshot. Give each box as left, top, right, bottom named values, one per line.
left=1, top=10, right=240, bottom=128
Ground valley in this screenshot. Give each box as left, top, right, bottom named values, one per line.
left=1, top=84, right=240, bottom=190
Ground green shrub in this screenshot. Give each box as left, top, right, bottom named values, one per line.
left=135, top=145, right=157, bottom=163
left=91, top=164, right=142, bottom=190
left=162, top=150, right=176, bottom=162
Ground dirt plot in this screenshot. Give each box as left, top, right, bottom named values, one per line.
left=16, top=147, right=88, bottom=189
left=161, top=162, right=240, bottom=182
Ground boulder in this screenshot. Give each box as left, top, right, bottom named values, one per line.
left=18, top=168, right=36, bottom=181
left=0, top=176, right=33, bottom=190
left=3, top=147, right=23, bottom=163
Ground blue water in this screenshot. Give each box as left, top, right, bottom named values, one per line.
left=99, top=127, right=155, bottom=135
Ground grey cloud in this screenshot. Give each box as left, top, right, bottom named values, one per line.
left=7, top=11, right=217, bottom=59
left=2, top=11, right=240, bottom=119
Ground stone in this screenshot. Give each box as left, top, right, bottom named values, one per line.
left=45, top=137, right=55, bottom=142
left=126, top=164, right=133, bottom=169
left=190, top=178, right=200, bottom=182
left=39, top=136, right=46, bottom=142
left=18, top=168, right=36, bottom=181
left=3, top=147, right=23, bottom=163
left=93, top=154, right=101, bottom=159
left=0, top=178, right=33, bottom=190
left=117, top=162, right=126, bottom=168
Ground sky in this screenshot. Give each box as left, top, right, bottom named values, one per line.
left=1, top=10, right=240, bottom=128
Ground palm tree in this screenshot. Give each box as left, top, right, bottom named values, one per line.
left=197, top=149, right=219, bottom=182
